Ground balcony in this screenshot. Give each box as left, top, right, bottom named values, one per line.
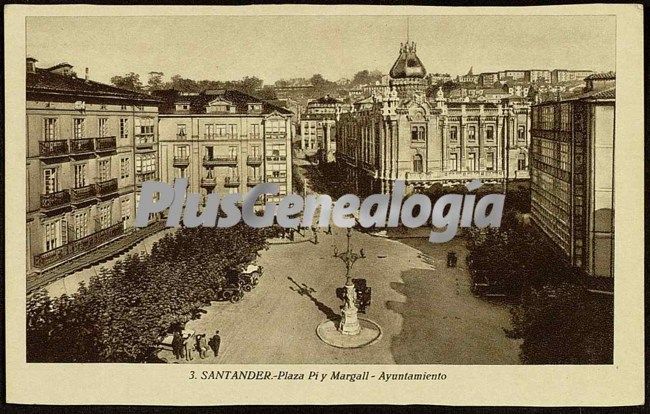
left=200, top=177, right=216, bottom=188
left=246, top=155, right=263, bottom=166
left=40, top=189, right=70, bottom=211
left=247, top=176, right=263, bottom=187
left=70, top=184, right=96, bottom=205
left=39, top=140, right=68, bottom=158
left=135, top=134, right=156, bottom=151
left=224, top=176, right=240, bottom=187
left=95, top=178, right=118, bottom=198
left=69, top=138, right=95, bottom=155
left=265, top=132, right=287, bottom=139
left=95, top=136, right=117, bottom=153
left=440, top=170, right=506, bottom=181
left=203, top=155, right=238, bottom=167
left=33, top=222, right=124, bottom=270
left=173, top=155, right=190, bottom=167
left=136, top=171, right=157, bottom=185
left=266, top=155, right=287, bottom=162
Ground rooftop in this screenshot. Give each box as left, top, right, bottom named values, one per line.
left=27, top=66, right=159, bottom=104
left=585, top=71, right=616, bottom=80
left=155, top=89, right=293, bottom=115
left=389, top=42, right=427, bottom=79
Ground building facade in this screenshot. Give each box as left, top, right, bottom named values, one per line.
left=530, top=73, right=615, bottom=290
left=299, top=95, right=342, bottom=161
left=26, top=58, right=161, bottom=280
left=551, top=69, right=594, bottom=84
left=336, top=44, right=531, bottom=196
left=156, top=89, right=293, bottom=205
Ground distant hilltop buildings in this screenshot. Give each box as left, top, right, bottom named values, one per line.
left=451, top=67, right=595, bottom=87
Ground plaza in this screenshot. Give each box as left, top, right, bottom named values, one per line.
left=158, top=224, right=521, bottom=364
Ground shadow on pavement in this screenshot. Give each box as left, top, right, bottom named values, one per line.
left=287, top=276, right=339, bottom=323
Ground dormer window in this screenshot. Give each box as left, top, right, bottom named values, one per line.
left=248, top=103, right=262, bottom=113
left=206, top=98, right=235, bottom=114
left=175, top=102, right=190, bottom=111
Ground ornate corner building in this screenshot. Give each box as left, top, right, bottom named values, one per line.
left=335, top=42, right=531, bottom=196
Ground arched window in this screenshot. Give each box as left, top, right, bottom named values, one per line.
left=413, top=154, right=424, bottom=173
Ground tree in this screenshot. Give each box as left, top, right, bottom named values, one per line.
left=169, top=75, right=199, bottom=93
left=110, top=73, right=143, bottom=92
left=310, top=74, right=328, bottom=88
left=147, top=71, right=165, bottom=91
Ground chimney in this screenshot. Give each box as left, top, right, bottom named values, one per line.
left=85, top=67, right=89, bottom=81
left=26, top=56, right=37, bottom=74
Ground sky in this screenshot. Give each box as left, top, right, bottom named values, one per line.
left=26, top=15, right=616, bottom=85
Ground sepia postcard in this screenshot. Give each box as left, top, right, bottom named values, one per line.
left=4, top=3, right=645, bottom=407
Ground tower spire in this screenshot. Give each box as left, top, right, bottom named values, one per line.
left=406, top=16, right=410, bottom=43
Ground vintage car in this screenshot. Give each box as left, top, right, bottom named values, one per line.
left=217, top=277, right=244, bottom=303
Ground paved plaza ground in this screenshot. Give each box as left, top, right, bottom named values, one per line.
left=159, top=226, right=522, bottom=364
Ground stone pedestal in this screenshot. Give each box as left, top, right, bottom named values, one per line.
left=339, top=284, right=361, bottom=335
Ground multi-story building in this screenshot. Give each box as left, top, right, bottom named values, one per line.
left=551, top=69, right=594, bottom=84
left=336, top=43, right=531, bottom=196
left=498, top=70, right=530, bottom=83
left=300, top=95, right=342, bottom=161
left=156, top=89, right=293, bottom=204
left=479, top=72, right=499, bottom=87
left=26, top=57, right=161, bottom=284
left=427, top=73, right=453, bottom=85
left=530, top=72, right=615, bottom=291
left=529, top=69, right=552, bottom=84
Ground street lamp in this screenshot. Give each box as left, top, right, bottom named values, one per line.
left=332, top=227, right=366, bottom=335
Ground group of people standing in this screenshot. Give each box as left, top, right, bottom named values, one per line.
left=171, top=329, right=221, bottom=361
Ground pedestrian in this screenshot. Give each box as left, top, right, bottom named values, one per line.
left=196, top=334, right=208, bottom=359
left=209, top=330, right=221, bottom=357
left=171, top=330, right=183, bottom=360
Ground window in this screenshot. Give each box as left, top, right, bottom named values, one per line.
left=468, top=126, right=476, bottom=142
left=119, top=118, right=129, bottom=139
left=136, top=118, right=154, bottom=135
left=227, top=124, right=238, bottom=137
left=121, top=197, right=131, bottom=227
left=250, top=124, right=260, bottom=136
left=174, top=145, right=189, bottom=158
left=205, top=124, right=214, bottom=139
left=98, top=204, right=112, bottom=229
left=43, top=118, right=57, bottom=140
left=43, top=168, right=58, bottom=194
left=73, top=211, right=88, bottom=240
left=518, top=125, right=526, bottom=141
left=412, top=154, right=424, bottom=173
left=120, top=157, right=130, bottom=179
left=486, top=126, right=494, bottom=142
left=449, top=126, right=458, bottom=143
left=44, top=219, right=62, bottom=251
left=486, top=153, right=495, bottom=171
left=215, top=124, right=227, bottom=136
left=73, top=118, right=85, bottom=139
left=98, top=118, right=109, bottom=137
left=518, top=153, right=527, bottom=171
left=449, top=153, right=458, bottom=171
left=229, top=146, right=237, bottom=159
left=251, top=145, right=260, bottom=157
left=98, top=159, right=111, bottom=181
left=74, top=164, right=87, bottom=188
left=467, top=153, right=477, bottom=171
left=177, top=124, right=187, bottom=138
left=411, top=125, right=425, bottom=142
left=136, top=154, right=156, bottom=174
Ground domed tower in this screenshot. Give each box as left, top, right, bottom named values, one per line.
left=389, top=41, right=427, bottom=99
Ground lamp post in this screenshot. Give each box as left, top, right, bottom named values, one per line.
left=333, top=227, right=366, bottom=335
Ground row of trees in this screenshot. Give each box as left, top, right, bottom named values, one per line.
left=110, top=72, right=277, bottom=100
left=111, top=69, right=385, bottom=100
left=464, top=207, right=613, bottom=364
left=27, top=225, right=278, bottom=362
